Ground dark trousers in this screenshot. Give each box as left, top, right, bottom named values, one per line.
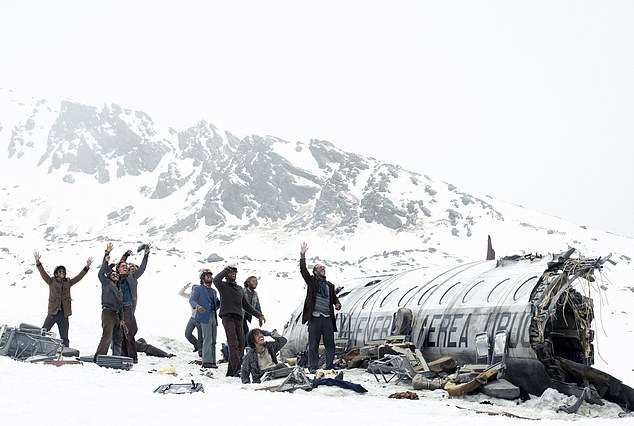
left=185, top=317, right=203, bottom=355
left=308, top=315, right=335, bottom=370
left=42, top=309, right=70, bottom=347
left=95, top=309, right=119, bottom=357
left=241, top=318, right=250, bottom=359
left=222, top=315, right=244, bottom=377
left=111, top=326, right=122, bottom=355
left=120, top=304, right=138, bottom=361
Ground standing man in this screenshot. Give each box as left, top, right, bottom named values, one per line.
left=33, top=251, right=93, bottom=347
left=94, top=243, right=124, bottom=359
left=115, top=244, right=151, bottom=363
left=242, top=276, right=262, bottom=356
left=299, top=242, right=341, bottom=373
left=189, top=269, right=221, bottom=368
left=213, top=264, right=265, bottom=377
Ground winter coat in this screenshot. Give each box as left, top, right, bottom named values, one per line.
left=213, top=268, right=262, bottom=320
left=189, top=284, right=220, bottom=324
left=98, top=254, right=123, bottom=316
left=240, top=331, right=287, bottom=383
left=119, top=252, right=148, bottom=311
left=299, top=256, right=340, bottom=331
left=36, top=262, right=89, bottom=317
left=243, top=287, right=261, bottom=323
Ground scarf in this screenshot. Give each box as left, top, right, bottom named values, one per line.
left=316, top=276, right=329, bottom=298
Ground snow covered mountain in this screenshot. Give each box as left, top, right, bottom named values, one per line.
left=2, top=86, right=633, bottom=270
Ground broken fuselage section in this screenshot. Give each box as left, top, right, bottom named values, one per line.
left=282, top=249, right=634, bottom=409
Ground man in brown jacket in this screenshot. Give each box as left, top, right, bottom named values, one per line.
left=34, top=250, right=93, bottom=347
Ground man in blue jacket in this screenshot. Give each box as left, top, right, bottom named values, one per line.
left=190, top=269, right=221, bottom=368
left=112, top=244, right=151, bottom=363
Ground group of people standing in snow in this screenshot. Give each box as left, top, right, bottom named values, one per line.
left=33, top=241, right=341, bottom=382
left=34, top=242, right=151, bottom=363
left=180, top=267, right=265, bottom=373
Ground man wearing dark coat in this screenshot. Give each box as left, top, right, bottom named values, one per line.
left=213, top=264, right=265, bottom=377
left=94, top=243, right=125, bottom=359
left=299, top=242, right=341, bottom=373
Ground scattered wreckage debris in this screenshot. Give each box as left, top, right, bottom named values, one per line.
left=412, top=374, right=448, bottom=391
left=365, top=345, right=517, bottom=399
left=94, top=355, right=134, bottom=370
left=455, top=405, right=539, bottom=420
left=388, top=390, right=419, bottom=400
left=255, top=366, right=367, bottom=393
left=481, top=378, right=520, bottom=400
left=282, top=248, right=634, bottom=411
left=77, top=354, right=135, bottom=370
left=0, top=323, right=173, bottom=371
left=258, top=366, right=313, bottom=392
left=0, top=323, right=65, bottom=362
left=150, top=366, right=178, bottom=376
left=43, top=359, right=82, bottom=367
left=154, top=380, right=204, bottom=394
left=444, top=362, right=505, bottom=397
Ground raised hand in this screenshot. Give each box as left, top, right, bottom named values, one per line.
left=106, top=242, right=114, bottom=253
left=300, top=242, right=308, bottom=254
left=33, top=251, right=41, bottom=263
left=86, top=257, right=94, bottom=267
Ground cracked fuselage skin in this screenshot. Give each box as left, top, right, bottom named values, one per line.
left=283, top=250, right=634, bottom=410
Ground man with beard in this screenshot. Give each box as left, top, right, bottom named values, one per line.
left=299, top=242, right=341, bottom=373
left=190, top=269, right=221, bottom=368
left=213, top=264, right=265, bottom=377
left=33, top=251, right=93, bottom=347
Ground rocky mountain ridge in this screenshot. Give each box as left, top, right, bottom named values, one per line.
left=1, top=87, right=632, bottom=273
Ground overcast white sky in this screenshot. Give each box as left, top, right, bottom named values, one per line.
left=1, top=1, right=633, bottom=237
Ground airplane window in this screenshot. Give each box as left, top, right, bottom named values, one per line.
left=362, top=289, right=381, bottom=309
left=513, top=276, right=538, bottom=301
left=380, top=288, right=399, bottom=307
left=417, top=284, right=439, bottom=305
left=439, top=282, right=462, bottom=305
left=462, top=280, right=484, bottom=303
left=487, top=278, right=511, bottom=303
left=398, top=286, right=418, bottom=307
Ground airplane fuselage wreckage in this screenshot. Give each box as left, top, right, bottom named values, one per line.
left=282, top=248, right=634, bottom=409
